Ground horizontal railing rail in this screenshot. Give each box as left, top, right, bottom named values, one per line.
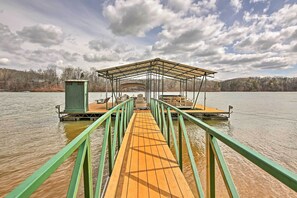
left=7, top=98, right=134, bottom=198
left=150, top=98, right=297, bottom=197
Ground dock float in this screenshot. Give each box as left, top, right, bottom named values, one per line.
left=7, top=98, right=297, bottom=197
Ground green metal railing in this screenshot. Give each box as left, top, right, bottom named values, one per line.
left=150, top=98, right=297, bottom=198
left=7, top=98, right=134, bottom=198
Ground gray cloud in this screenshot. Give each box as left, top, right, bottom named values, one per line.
left=83, top=52, right=120, bottom=62
left=167, top=0, right=192, bottom=12
left=17, top=24, right=64, bottom=47
left=89, top=39, right=113, bottom=51
left=25, top=49, right=79, bottom=63
left=0, top=23, right=23, bottom=52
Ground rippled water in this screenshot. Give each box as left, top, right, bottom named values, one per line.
left=0, top=92, right=296, bottom=197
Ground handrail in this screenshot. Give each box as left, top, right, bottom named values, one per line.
left=7, top=98, right=134, bottom=198
left=150, top=98, right=297, bottom=197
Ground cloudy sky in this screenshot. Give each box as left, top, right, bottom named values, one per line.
left=0, top=0, right=297, bottom=79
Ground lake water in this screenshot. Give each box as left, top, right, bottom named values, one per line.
left=0, top=92, right=296, bottom=197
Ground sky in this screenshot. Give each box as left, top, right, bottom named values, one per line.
left=0, top=0, right=297, bottom=79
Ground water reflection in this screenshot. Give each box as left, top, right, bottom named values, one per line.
left=63, top=121, right=93, bottom=143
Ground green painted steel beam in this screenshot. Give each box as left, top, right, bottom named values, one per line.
left=178, top=114, right=204, bottom=198
left=83, top=137, right=93, bottom=198
left=167, top=107, right=179, bottom=162
left=119, top=104, right=125, bottom=144
left=67, top=140, right=88, bottom=198
left=206, top=134, right=215, bottom=198
left=161, top=104, right=167, bottom=137
left=113, top=109, right=120, bottom=160
left=178, top=115, right=183, bottom=171
left=7, top=99, right=133, bottom=198
left=210, top=136, right=239, bottom=197
left=94, top=116, right=111, bottom=198
left=152, top=98, right=297, bottom=193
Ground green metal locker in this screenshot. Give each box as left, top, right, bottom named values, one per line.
left=65, top=80, right=89, bottom=113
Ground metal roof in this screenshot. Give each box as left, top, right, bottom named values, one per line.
left=96, top=58, right=216, bottom=80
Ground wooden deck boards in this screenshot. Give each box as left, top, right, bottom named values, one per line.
left=87, top=102, right=228, bottom=114
left=105, top=111, right=194, bottom=198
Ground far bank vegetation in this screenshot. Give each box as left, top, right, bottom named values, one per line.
left=1, top=67, right=297, bottom=92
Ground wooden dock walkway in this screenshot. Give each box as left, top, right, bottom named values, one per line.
left=105, top=110, right=194, bottom=197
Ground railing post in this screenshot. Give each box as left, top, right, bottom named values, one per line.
left=83, top=136, right=93, bottom=198
left=178, top=114, right=183, bottom=171
left=124, top=103, right=127, bottom=132
left=206, top=133, right=215, bottom=198
left=154, top=101, right=158, bottom=123
left=157, top=103, right=162, bottom=130
left=161, top=104, right=167, bottom=136
left=167, top=107, right=178, bottom=159
left=119, top=104, right=125, bottom=143
left=166, top=107, right=170, bottom=146
left=113, top=109, right=120, bottom=157
left=108, top=116, right=113, bottom=175
left=95, top=116, right=111, bottom=197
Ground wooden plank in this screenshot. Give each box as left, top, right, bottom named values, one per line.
left=152, top=132, right=183, bottom=197
left=104, top=113, right=136, bottom=197
left=142, top=118, right=161, bottom=198
left=147, top=118, right=171, bottom=198
left=136, top=114, right=149, bottom=198
left=105, top=110, right=194, bottom=198
left=127, top=124, right=139, bottom=197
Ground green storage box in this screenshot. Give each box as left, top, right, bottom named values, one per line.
left=65, top=80, right=89, bottom=113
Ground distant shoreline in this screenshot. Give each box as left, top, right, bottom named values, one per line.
left=1, top=68, right=297, bottom=92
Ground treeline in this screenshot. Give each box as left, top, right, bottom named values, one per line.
left=220, top=77, right=297, bottom=91
left=0, top=67, right=297, bottom=92
left=0, top=66, right=106, bottom=92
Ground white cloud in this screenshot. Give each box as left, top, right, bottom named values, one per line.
left=0, top=58, right=10, bottom=65
left=153, top=15, right=224, bottom=54
left=17, top=24, right=64, bottom=47
left=189, top=0, right=217, bottom=16
left=103, top=0, right=176, bottom=36
left=0, top=0, right=297, bottom=78
left=230, top=0, right=242, bottom=12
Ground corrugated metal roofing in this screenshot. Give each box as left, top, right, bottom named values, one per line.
left=96, top=58, right=216, bottom=80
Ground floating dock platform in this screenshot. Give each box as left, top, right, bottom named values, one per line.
left=57, top=102, right=230, bottom=121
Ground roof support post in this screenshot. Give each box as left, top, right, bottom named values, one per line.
left=105, top=71, right=108, bottom=110
left=193, top=77, right=196, bottom=102
left=192, top=76, right=205, bottom=109
left=185, top=79, right=188, bottom=99
left=204, top=73, right=207, bottom=110
left=158, top=65, right=160, bottom=99
left=162, top=63, right=164, bottom=98
left=179, top=80, right=181, bottom=95
left=115, top=78, right=118, bottom=104
left=111, top=75, right=114, bottom=108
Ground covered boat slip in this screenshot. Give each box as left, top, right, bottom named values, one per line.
left=59, top=58, right=229, bottom=121
left=96, top=58, right=216, bottom=106
left=96, top=58, right=229, bottom=115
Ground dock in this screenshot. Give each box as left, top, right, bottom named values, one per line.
left=59, top=102, right=230, bottom=121
left=105, top=110, right=193, bottom=197
left=7, top=98, right=297, bottom=197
